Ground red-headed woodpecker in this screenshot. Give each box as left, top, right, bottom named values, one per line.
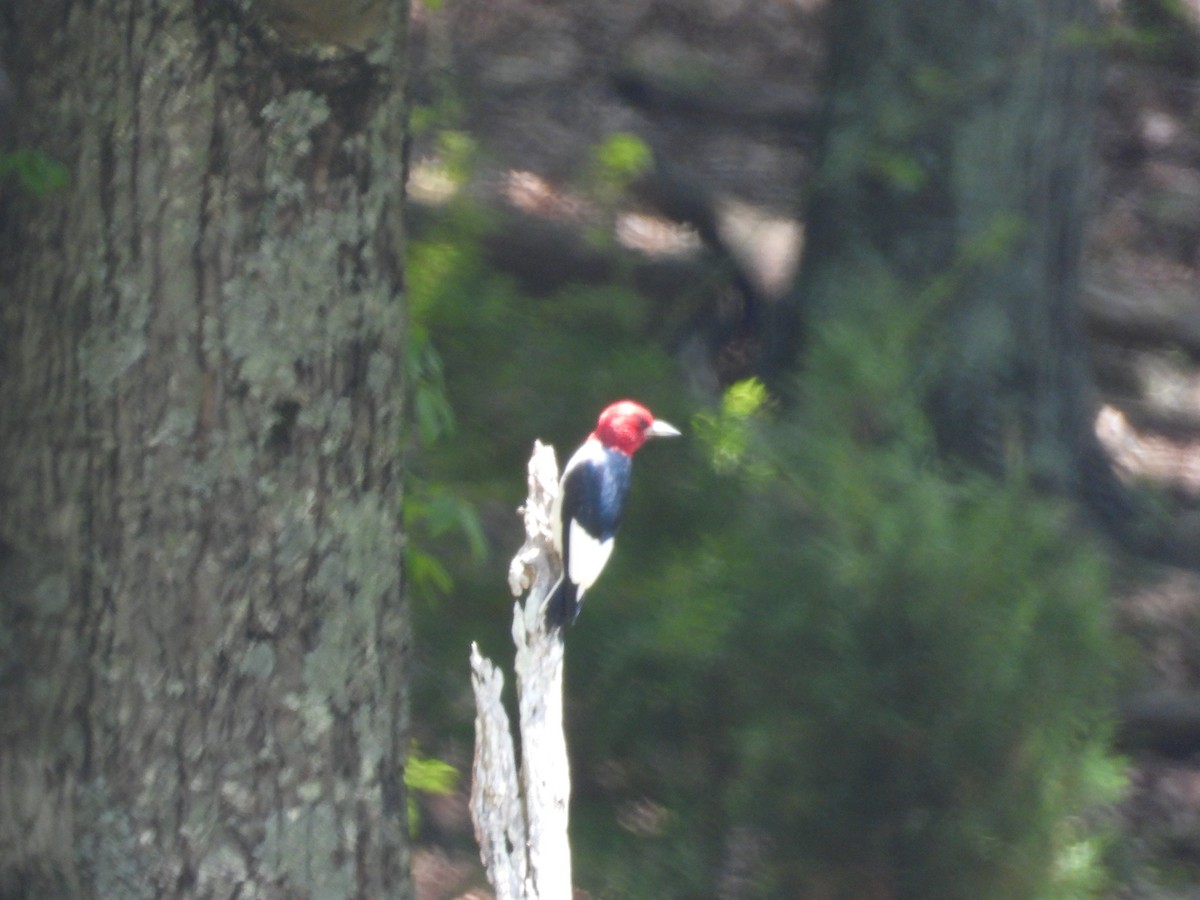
left=546, top=400, right=681, bottom=628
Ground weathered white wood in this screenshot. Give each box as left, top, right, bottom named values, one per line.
left=469, top=643, right=527, bottom=900
left=470, top=441, right=572, bottom=900
left=513, top=608, right=571, bottom=900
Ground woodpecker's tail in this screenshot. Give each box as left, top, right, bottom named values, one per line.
left=545, top=577, right=581, bottom=629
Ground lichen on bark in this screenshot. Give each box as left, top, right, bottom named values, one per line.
left=0, top=1, right=413, bottom=896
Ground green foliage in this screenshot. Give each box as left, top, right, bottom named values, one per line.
left=405, top=746, right=460, bottom=836
left=865, top=147, right=928, bottom=192
left=0, top=150, right=69, bottom=195
left=407, top=325, right=456, bottom=447
left=792, top=314, right=1113, bottom=893
left=429, top=129, right=478, bottom=186
left=720, top=447, right=1118, bottom=895
left=590, top=132, right=653, bottom=191
left=403, top=210, right=488, bottom=608
left=405, top=113, right=1120, bottom=898
left=566, top=287, right=1121, bottom=897
left=404, top=480, right=486, bottom=605
left=586, top=132, right=654, bottom=232
left=403, top=327, right=486, bottom=607
left=692, top=377, right=769, bottom=475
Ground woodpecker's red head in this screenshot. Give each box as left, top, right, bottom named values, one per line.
left=591, top=400, right=681, bottom=456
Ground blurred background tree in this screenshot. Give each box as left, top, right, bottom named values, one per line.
left=405, top=0, right=1200, bottom=897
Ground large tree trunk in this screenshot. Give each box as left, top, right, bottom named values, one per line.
left=0, top=2, right=412, bottom=897
left=791, top=0, right=1122, bottom=513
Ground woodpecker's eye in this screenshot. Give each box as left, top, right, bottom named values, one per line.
left=638, top=417, right=650, bottom=429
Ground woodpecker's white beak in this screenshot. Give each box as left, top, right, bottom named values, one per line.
left=646, top=419, right=682, bottom=439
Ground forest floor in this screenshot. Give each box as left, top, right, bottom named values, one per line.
left=405, top=1, right=1200, bottom=897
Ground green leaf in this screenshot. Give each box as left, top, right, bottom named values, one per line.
left=406, top=750, right=459, bottom=795
left=406, top=548, right=454, bottom=600
left=419, top=487, right=488, bottom=560
left=722, top=378, right=767, bottom=418
left=414, top=384, right=453, bottom=445
left=693, top=378, right=769, bottom=475
left=866, top=148, right=926, bottom=191
left=593, top=132, right=653, bottom=182
left=405, top=747, right=459, bottom=836
left=588, top=133, right=654, bottom=207
left=0, top=150, right=69, bottom=196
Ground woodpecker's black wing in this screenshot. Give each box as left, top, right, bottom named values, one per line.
left=547, top=445, right=632, bottom=628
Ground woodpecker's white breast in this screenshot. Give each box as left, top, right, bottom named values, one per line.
left=568, top=521, right=614, bottom=591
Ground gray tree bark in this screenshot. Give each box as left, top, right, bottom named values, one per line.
left=0, top=2, right=412, bottom=897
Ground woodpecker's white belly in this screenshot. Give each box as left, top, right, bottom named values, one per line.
left=568, top=521, right=613, bottom=591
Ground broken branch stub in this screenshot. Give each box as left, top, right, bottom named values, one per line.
left=471, top=440, right=572, bottom=900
